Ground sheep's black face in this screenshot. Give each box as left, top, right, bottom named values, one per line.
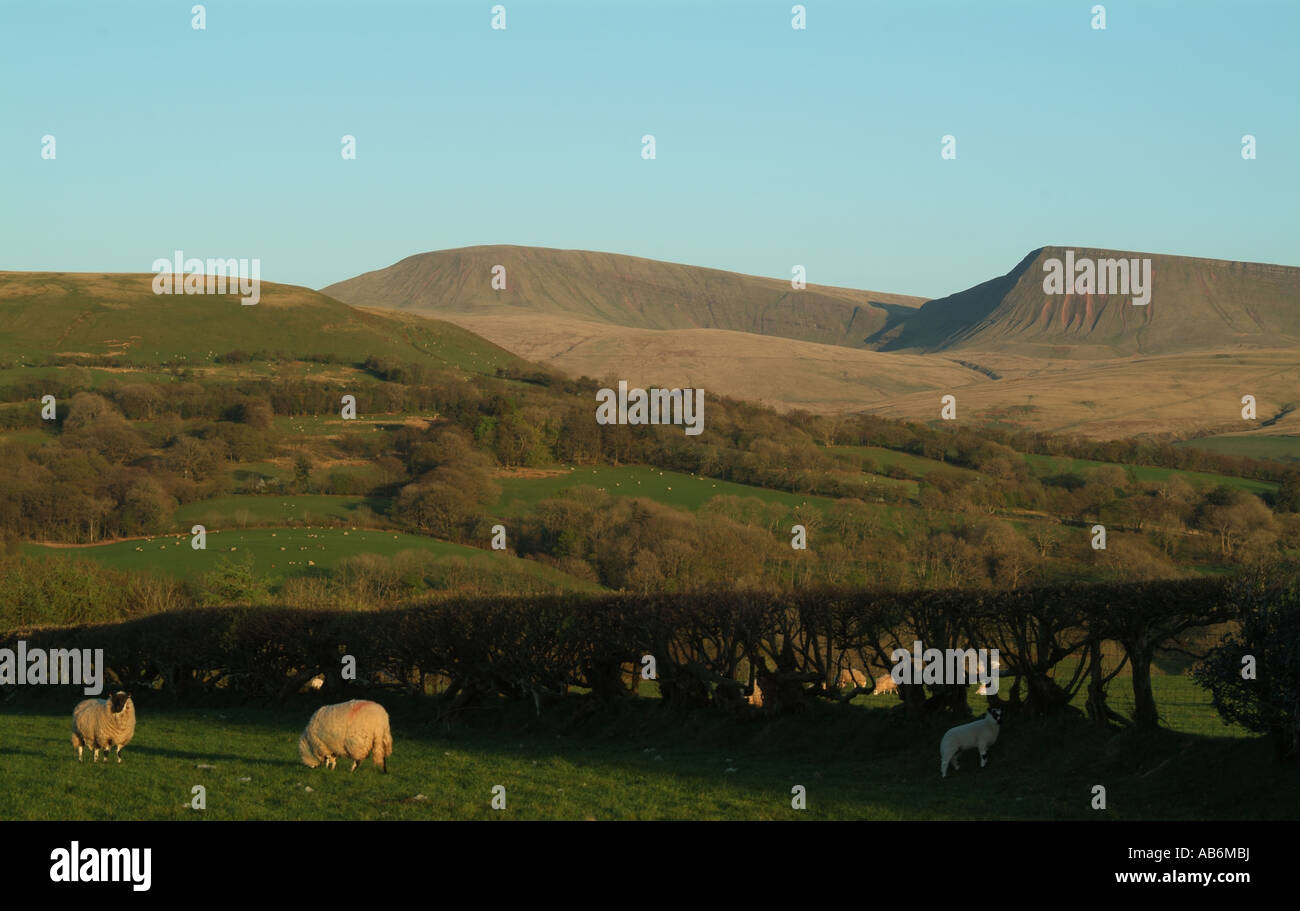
left=988, top=707, right=1003, bottom=724
left=110, top=692, right=130, bottom=713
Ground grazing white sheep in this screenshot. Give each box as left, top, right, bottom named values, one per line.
left=873, top=673, right=899, bottom=696
left=838, top=668, right=868, bottom=688
left=72, top=692, right=136, bottom=763
left=939, top=707, right=1003, bottom=778
left=298, top=699, right=393, bottom=772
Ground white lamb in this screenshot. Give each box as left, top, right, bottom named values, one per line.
left=298, top=699, right=393, bottom=772
left=939, top=707, right=1002, bottom=778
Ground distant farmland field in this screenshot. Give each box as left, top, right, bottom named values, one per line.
left=827, top=445, right=978, bottom=480
left=1174, top=433, right=1300, bottom=463
left=1022, top=454, right=1277, bottom=495
left=174, top=495, right=391, bottom=529
left=24, top=527, right=598, bottom=590
left=493, top=465, right=839, bottom=515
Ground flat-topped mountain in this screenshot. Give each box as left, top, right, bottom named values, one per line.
left=877, top=246, right=1300, bottom=357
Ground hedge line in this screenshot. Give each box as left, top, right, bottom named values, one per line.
left=1, top=578, right=1233, bottom=726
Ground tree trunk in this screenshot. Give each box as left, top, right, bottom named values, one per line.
left=1083, top=639, right=1125, bottom=726
left=1129, top=643, right=1159, bottom=728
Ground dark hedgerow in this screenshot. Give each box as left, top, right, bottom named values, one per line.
left=1192, top=572, right=1300, bottom=760
left=1, top=578, right=1247, bottom=735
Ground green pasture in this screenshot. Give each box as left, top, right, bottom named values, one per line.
left=0, top=678, right=1290, bottom=821
left=22, top=527, right=586, bottom=590
left=494, top=465, right=839, bottom=516
left=1174, top=434, right=1300, bottom=464
left=174, top=494, right=390, bottom=529
left=827, top=445, right=980, bottom=481
left=1023, top=454, right=1277, bottom=495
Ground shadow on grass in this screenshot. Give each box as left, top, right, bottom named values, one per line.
left=129, top=745, right=298, bottom=765
left=3, top=694, right=1295, bottom=819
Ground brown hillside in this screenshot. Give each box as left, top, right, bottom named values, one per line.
left=323, top=245, right=926, bottom=349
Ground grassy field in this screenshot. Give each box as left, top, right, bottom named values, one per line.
left=828, top=444, right=1277, bottom=496
left=173, top=495, right=391, bottom=529
left=1, top=682, right=1292, bottom=821
left=0, top=272, right=522, bottom=375
left=1174, top=433, right=1300, bottom=463
left=828, top=445, right=979, bottom=481
left=494, top=465, right=840, bottom=515
left=23, top=527, right=595, bottom=590
left=1023, top=454, right=1277, bottom=495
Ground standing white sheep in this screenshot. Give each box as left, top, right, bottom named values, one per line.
left=939, top=707, right=1003, bottom=778
left=298, top=699, right=393, bottom=772
left=72, top=692, right=136, bottom=763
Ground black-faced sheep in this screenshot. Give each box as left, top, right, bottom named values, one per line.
left=72, top=692, right=136, bottom=763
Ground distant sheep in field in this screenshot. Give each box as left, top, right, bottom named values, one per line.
left=837, top=668, right=868, bottom=689
left=72, top=692, right=136, bottom=763
left=873, top=673, right=899, bottom=696
left=298, top=699, right=392, bottom=772
left=939, top=707, right=1003, bottom=778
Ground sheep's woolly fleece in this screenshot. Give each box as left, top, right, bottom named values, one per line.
left=939, top=708, right=1002, bottom=778
left=298, top=699, right=393, bottom=772
left=72, top=692, right=136, bottom=763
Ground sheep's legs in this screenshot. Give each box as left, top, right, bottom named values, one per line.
left=93, top=748, right=101, bottom=763
left=350, top=759, right=360, bottom=772
left=941, top=752, right=957, bottom=778
left=115, top=745, right=124, bottom=764
left=979, top=751, right=989, bottom=768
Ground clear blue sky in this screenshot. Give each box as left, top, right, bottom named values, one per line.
left=2, top=0, right=1296, bottom=299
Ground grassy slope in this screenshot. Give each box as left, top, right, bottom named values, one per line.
left=173, top=495, right=391, bottom=527
left=494, top=466, right=840, bottom=515
left=23, top=527, right=600, bottom=591
left=828, top=445, right=980, bottom=481
left=323, top=245, right=927, bottom=349
left=0, top=272, right=523, bottom=374
left=827, top=444, right=1276, bottom=495
left=890, top=246, right=1300, bottom=357
left=1022, top=454, right=1277, bottom=495
left=1174, top=434, right=1300, bottom=463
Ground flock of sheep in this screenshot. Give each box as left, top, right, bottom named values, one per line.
left=71, top=682, right=1000, bottom=779
left=71, top=693, right=394, bottom=772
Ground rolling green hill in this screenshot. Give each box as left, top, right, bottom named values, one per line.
left=0, top=271, right=525, bottom=374
left=494, top=466, right=840, bottom=515
left=25, top=527, right=603, bottom=591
